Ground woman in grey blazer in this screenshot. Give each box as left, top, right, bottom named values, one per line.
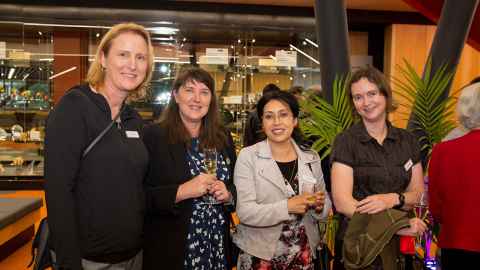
left=233, top=91, right=331, bottom=270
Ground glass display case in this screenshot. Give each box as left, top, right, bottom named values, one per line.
left=0, top=18, right=371, bottom=189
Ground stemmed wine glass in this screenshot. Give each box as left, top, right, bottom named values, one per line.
left=202, top=148, right=220, bottom=205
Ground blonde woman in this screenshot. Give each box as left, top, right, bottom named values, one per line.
left=45, top=22, right=154, bottom=270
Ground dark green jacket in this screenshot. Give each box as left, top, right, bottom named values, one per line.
left=343, top=209, right=410, bottom=270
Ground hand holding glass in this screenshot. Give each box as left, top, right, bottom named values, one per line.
left=302, top=182, right=325, bottom=209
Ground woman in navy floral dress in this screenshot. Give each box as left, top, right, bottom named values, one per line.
left=142, top=68, right=237, bottom=270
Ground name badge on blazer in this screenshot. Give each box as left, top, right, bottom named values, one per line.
left=125, top=130, right=140, bottom=138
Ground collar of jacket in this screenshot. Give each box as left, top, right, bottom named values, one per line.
left=342, top=209, right=410, bottom=270
left=352, top=121, right=401, bottom=143
left=254, top=138, right=320, bottom=164
left=78, top=84, right=136, bottom=121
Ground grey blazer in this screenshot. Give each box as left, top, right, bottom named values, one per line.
left=233, top=139, right=332, bottom=260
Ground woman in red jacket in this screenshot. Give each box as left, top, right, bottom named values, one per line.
left=428, top=82, right=480, bottom=269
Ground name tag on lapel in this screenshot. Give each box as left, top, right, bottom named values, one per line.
left=404, top=159, right=413, bottom=171
left=125, top=130, right=139, bottom=138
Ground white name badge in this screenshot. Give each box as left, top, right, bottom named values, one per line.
left=404, top=159, right=413, bottom=172
left=125, top=130, right=139, bottom=138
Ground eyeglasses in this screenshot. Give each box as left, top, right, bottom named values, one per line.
left=262, top=111, right=293, bottom=122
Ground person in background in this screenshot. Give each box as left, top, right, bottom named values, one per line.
left=243, top=83, right=280, bottom=147
left=45, top=22, right=154, bottom=270
left=428, top=82, right=480, bottom=269
left=443, top=76, right=480, bottom=141
left=142, top=67, right=237, bottom=270
left=234, top=90, right=331, bottom=270
left=288, top=85, right=306, bottom=102
left=330, top=66, right=426, bottom=269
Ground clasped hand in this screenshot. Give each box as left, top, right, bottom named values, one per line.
left=183, top=173, right=231, bottom=202
left=288, top=191, right=325, bottom=214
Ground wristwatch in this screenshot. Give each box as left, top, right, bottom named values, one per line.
left=394, top=192, right=405, bottom=209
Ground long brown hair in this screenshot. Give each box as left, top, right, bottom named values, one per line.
left=159, top=67, right=227, bottom=150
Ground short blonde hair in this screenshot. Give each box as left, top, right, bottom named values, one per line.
left=86, top=22, right=154, bottom=100
left=457, top=82, right=480, bottom=130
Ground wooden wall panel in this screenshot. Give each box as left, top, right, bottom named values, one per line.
left=350, top=32, right=369, bottom=55
left=52, top=31, right=88, bottom=104
left=385, top=24, right=480, bottom=128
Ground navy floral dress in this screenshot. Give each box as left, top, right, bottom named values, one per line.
left=184, top=138, right=230, bottom=270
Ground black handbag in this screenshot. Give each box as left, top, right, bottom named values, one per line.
left=29, top=105, right=124, bottom=270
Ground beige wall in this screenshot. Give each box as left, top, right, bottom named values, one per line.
left=384, top=24, right=480, bottom=128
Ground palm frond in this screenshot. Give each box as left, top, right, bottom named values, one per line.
left=300, top=75, right=354, bottom=154
left=392, top=58, right=457, bottom=162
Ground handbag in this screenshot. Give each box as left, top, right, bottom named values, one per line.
left=29, top=104, right=125, bottom=270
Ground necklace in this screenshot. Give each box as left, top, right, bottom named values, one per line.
left=281, top=159, right=298, bottom=187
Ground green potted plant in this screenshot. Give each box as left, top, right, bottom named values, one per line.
left=299, top=75, right=353, bottom=160
left=392, top=59, right=457, bottom=161
left=392, top=59, right=459, bottom=268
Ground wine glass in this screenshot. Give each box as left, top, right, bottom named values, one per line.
left=202, top=148, right=219, bottom=205
left=302, top=182, right=316, bottom=205
left=414, top=192, right=428, bottom=221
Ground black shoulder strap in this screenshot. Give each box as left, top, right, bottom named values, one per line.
left=78, top=88, right=126, bottom=158
left=82, top=105, right=124, bottom=158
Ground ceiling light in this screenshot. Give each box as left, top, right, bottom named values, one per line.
left=305, top=38, right=319, bottom=48
left=146, top=27, right=179, bottom=35
left=153, top=21, right=174, bottom=25
left=49, top=66, right=77, bottom=80
left=152, top=37, right=175, bottom=41
left=7, top=68, right=15, bottom=79
left=289, top=44, right=319, bottom=64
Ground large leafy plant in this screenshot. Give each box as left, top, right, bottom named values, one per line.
left=300, top=75, right=353, bottom=159
left=392, top=59, right=457, bottom=160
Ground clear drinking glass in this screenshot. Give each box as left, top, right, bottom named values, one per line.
left=202, top=148, right=220, bottom=205
left=302, top=182, right=326, bottom=207
left=302, top=182, right=316, bottom=204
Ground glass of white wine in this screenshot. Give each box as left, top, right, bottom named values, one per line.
left=302, top=182, right=316, bottom=205
left=202, top=148, right=220, bottom=205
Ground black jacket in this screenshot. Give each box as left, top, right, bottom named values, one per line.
left=142, top=124, right=237, bottom=270
left=44, top=84, right=148, bottom=270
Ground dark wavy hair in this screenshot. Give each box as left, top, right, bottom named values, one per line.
left=347, top=66, right=396, bottom=118
left=159, top=67, right=227, bottom=150
left=256, top=90, right=306, bottom=148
